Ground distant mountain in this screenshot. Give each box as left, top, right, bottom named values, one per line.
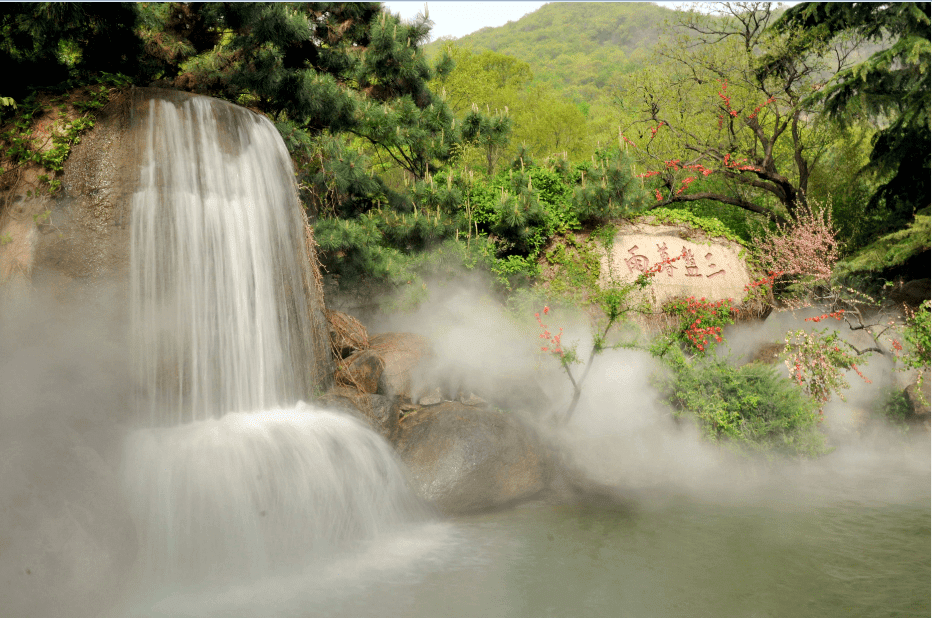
left=427, top=2, right=676, bottom=102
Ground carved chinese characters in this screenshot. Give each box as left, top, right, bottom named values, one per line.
left=600, top=224, right=752, bottom=307
left=622, top=242, right=728, bottom=279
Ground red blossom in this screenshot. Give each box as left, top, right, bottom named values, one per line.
left=536, top=309, right=566, bottom=360
left=805, top=310, right=845, bottom=323
left=756, top=205, right=839, bottom=283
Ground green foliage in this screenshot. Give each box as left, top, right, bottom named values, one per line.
left=510, top=83, right=592, bottom=161
left=642, top=207, right=748, bottom=247
left=618, top=3, right=851, bottom=223
left=430, top=44, right=533, bottom=115
left=771, top=3, right=931, bottom=232
left=871, top=386, right=914, bottom=427
left=900, top=300, right=931, bottom=374
left=784, top=326, right=869, bottom=408
left=541, top=233, right=603, bottom=301
left=805, top=118, right=883, bottom=254
left=429, top=2, right=666, bottom=103
left=659, top=351, right=829, bottom=458
left=658, top=297, right=737, bottom=356
left=572, top=149, right=647, bottom=225
left=1, top=3, right=142, bottom=99
left=0, top=75, right=124, bottom=195
left=490, top=254, right=539, bottom=291
left=834, top=215, right=930, bottom=278
left=460, top=107, right=513, bottom=175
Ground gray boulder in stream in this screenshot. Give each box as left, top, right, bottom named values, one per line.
left=391, top=402, right=553, bottom=514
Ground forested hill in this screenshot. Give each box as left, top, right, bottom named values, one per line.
left=426, top=2, right=674, bottom=101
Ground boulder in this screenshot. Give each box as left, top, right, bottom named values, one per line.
left=369, top=332, right=433, bottom=399
left=890, top=279, right=931, bottom=308
left=316, top=386, right=397, bottom=438
left=418, top=387, right=444, bottom=406
left=391, top=402, right=553, bottom=515
left=334, top=349, right=384, bottom=394
left=599, top=221, right=754, bottom=310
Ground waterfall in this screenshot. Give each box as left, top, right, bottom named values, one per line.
left=123, top=405, right=428, bottom=584
left=130, top=93, right=318, bottom=424
left=120, top=91, right=434, bottom=600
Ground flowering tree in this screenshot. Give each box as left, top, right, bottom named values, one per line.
left=748, top=198, right=928, bottom=411
left=537, top=256, right=681, bottom=423
left=615, top=1, right=865, bottom=223
left=755, top=202, right=839, bottom=285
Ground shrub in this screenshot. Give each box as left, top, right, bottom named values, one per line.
left=871, top=386, right=913, bottom=427
left=659, top=351, right=829, bottom=458
left=754, top=202, right=840, bottom=286
left=658, top=296, right=737, bottom=356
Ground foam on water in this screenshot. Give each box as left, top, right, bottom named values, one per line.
left=122, top=405, right=431, bottom=587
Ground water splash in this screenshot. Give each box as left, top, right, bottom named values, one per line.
left=123, top=405, right=430, bottom=586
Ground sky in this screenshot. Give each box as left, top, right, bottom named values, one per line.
left=380, top=1, right=738, bottom=41
left=381, top=2, right=800, bottom=41
left=381, top=1, right=549, bottom=40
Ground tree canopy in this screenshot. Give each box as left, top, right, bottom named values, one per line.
left=1, top=2, right=142, bottom=98
left=768, top=2, right=931, bottom=232
left=616, top=2, right=867, bottom=224
left=2, top=1, right=927, bottom=295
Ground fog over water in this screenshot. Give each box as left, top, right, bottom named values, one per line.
left=0, top=86, right=925, bottom=616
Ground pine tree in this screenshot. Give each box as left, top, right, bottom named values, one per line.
left=1, top=2, right=142, bottom=99
left=768, top=3, right=931, bottom=232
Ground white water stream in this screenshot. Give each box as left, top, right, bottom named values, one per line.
left=130, top=95, right=316, bottom=424
left=121, top=93, right=437, bottom=607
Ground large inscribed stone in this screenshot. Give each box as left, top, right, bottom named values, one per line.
left=600, top=223, right=752, bottom=307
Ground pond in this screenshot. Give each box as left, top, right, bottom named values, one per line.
left=122, top=441, right=929, bottom=618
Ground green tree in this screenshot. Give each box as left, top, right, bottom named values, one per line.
left=767, top=2, right=931, bottom=235
left=1, top=2, right=143, bottom=98
left=512, top=83, right=590, bottom=161
left=460, top=106, right=513, bottom=176
left=135, top=3, right=460, bottom=180
left=430, top=43, right=532, bottom=115
left=616, top=2, right=864, bottom=223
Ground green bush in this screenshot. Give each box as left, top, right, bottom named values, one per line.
left=659, top=352, right=829, bottom=458
left=871, top=386, right=913, bottom=427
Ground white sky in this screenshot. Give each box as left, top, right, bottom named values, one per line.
left=381, top=1, right=549, bottom=40
left=381, top=2, right=799, bottom=41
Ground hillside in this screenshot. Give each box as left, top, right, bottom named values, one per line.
left=427, top=2, right=675, bottom=102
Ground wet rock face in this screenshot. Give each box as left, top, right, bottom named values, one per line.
left=391, top=402, right=553, bottom=515
left=335, top=349, right=385, bottom=394
left=1, top=90, right=136, bottom=302
left=317, top=386, right=398, bottom=439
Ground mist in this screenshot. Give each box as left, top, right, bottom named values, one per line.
left=357, top=273, right=930, bottom=506
left=0, top=284, right=137, bottom=618
left=1, top=269, right=927, bottom=618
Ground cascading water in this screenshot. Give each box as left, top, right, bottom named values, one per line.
left=119, top=91, right=436, bottom=607
left=129, top=93, right=317, bottom=424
